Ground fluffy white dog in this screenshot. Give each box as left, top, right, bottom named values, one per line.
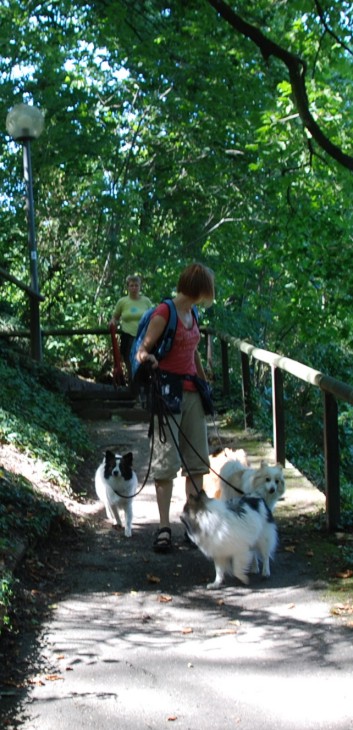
left=181, top=490, right=277, bottom=589
left=95, top=450, right=138, bottom=537
left=219, top=459, right=285, bottom=512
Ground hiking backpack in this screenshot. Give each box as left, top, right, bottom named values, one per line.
left=130, top=298, right=198, bottom=382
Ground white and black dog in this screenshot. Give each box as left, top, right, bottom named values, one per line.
left=181, top=490, right=277, bottom=589
left=95, top=451, right=138, bottom=537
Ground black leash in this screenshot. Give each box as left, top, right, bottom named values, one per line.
left=149, top=370, right=244, bottom=497
left=112, top=369, right=244, bottom=499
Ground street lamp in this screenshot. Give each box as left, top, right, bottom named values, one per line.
left=6, top=102, right=45, bottom=361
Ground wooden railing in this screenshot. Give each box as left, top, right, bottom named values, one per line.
left=1, top=320, right=349, bottom=531
left=202, top=327, right=352, bottom=533
left=0, top=267, right=45, bottom=360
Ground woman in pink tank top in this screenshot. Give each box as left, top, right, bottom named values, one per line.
left=136, top=262, right=215, bottom=553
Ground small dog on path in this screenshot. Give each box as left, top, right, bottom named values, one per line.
left=95, top=451, right=138, bottom=537
left=181, top=490, right=277, bottom=589
left=219, top=459, right=285, bottom=512
left=204, top=447, right=249, bottom=498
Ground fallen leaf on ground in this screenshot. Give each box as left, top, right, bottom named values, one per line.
left=45, top=675, right=64, bottom=681
left=147, top=573, right=161, bottom=584
left=208, top=628, right=238, bottom=636
left=331, top=603, right=353, bottom=615
left=335, top=569, right=353, bottom=579
left=28, top=678, right=45, bottom=686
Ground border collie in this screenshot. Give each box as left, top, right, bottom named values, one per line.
left=95, top=450, right=138, bottom=537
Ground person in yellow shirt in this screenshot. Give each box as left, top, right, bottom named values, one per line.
left=110, top=275, right=152, bottom=385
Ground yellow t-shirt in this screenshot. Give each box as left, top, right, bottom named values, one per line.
left=113, top=295, right=152, bottom=337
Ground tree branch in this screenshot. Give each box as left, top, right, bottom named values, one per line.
left=314, top=0, right=353, bottom=57
left=206, top=0, right=353, bottom=171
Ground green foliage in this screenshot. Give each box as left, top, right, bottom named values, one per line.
left=0, top=343, right=92, bottom=634
left=1, top=0, right=352, bottom=367
left=0, top=571, right=14, bottom=631
left=0, top=467, right=67, bottom=635
left=0, top=345, right=92, bottom=488
left=0, top=471, right=63, bottom=545
left=0, top=0, right=353, bottom=523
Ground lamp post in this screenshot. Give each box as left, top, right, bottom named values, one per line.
left=6, top=102, right=45, bottom=361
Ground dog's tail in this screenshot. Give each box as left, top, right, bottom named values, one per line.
left=219, top=459, right=246, bottom=500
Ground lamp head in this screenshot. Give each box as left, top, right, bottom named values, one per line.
left=6, top=103, right=44, bottom=142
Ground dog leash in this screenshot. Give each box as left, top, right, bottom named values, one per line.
left=110, top=370, right=172, bottom=500
left=149, top=370, right=244, bottom=497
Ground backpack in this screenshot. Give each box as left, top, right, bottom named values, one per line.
left=130, top=298, right=198, bottom=383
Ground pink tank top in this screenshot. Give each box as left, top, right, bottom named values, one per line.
left=151, top=302, right=200, bottom=391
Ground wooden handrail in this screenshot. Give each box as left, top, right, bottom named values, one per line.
left=203, top=327, right=347, bottom=531
left=0, top=320, right=347, bottom=530
left=0, top=326, right=109, bottom=339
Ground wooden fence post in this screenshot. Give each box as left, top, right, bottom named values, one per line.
left=206, top=332, right=213, bottom=373
left=272, top=365, right=285, bottom=466
left=220, top=340, right=230, bottom=396
left=323, top=391, right=340, bottom=531
left=241, top=351, right=253, bottom=428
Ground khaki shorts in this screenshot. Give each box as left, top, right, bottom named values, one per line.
left=152, top=391, right=210, bottom=481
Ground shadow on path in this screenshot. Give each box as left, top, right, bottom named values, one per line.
left=1, top=416, right=353, bottom=730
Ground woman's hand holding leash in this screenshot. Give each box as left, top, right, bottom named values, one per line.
left=137, top=349, right=159, bottom=369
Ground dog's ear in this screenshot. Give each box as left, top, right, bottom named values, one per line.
left=199, top=489, right=209, bottom=504
left=104, top=450, right=117, bottom=477
left=122, top=452, right=133, bottom=465
left=187, top=492, right=198, bottom=505
left=252, top=469, right=266, bottom=489
left=210, top=446, right=223, bottom=457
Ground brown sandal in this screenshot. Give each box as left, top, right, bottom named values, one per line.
left=153, top=527, right=172, bottom=553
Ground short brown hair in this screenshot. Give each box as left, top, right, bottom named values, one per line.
left=177, top=263, right=214, bottom=300
left=126, top=274, right=141, bottom=286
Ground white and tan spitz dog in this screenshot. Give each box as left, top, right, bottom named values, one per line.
left=219, top=459, right=285, bottom=512
left=204, top=447, right=250, bottom=498
left=95, top=451, right=138, bottom=537
left=181, top=490, right=277, bottom=589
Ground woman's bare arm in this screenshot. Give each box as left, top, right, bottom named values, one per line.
left=136, top=314, right=166, bottom=368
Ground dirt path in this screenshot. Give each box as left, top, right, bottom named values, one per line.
left=1, top=414, right=353, bottom=730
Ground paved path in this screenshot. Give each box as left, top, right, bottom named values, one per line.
left=1, top=416, right=353, bottom=730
